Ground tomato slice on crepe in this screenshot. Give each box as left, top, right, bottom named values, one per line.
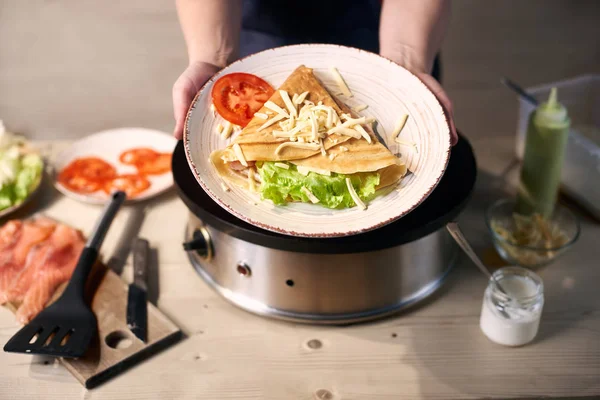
left=211, top=73, right=275, bottom=127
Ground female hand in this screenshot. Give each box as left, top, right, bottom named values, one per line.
left=414, top=71, right=458, bottom=146
left=172, top=61, right=221, bottom=140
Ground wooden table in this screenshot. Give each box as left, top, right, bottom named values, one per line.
left=0, top=139, right=598, bottom=400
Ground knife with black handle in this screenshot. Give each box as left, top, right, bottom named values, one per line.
left=127, top=237, right=149, bottom=342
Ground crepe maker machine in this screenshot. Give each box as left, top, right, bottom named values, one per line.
left=174, top=135, right=477, bottom=324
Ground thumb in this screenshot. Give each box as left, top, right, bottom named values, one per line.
left=172, top=76, right=197, bottom=140
left=416, top=73, right=458, bottom=146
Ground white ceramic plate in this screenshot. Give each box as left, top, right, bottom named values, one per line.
left=53, top=128, right=177, bottom=204
left=184, top=44, right=451, bottom=237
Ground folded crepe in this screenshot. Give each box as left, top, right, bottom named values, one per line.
left=210, top=65, right=407, bottom=209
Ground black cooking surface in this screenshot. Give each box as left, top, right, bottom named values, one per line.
left=173, top=134, right=477, bottom=253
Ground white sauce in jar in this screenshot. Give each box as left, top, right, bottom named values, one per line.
left=480, top=267, right=544, bottom=346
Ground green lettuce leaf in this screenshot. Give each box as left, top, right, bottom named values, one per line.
left=14, top=153, right=43, bottom=201
left=257, top=161, right=380, bottom=209
left=0, top=185, right=15, bottom=210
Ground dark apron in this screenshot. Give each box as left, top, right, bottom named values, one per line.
left=240, top=0, right=441, bottom=81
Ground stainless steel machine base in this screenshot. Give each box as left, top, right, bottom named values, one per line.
left=184, top=213, right=457, bottom=325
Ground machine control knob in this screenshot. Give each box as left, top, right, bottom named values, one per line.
left=182, top=227, right=213, bottom=260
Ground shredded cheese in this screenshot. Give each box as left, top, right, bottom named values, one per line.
left=319, top=139, right=326, bottom=156
left=340, top=116, right=366, bottom=128
left=309, top=112, right=319, bottom=140
left=351, top=104, right=368, bottom=112
left=354, top=125, right=372, bottom=143
left=254, top=112, right=268, bottom=120
left=330, top=67, right=353, bottom=97
left=395, top=139, right=419, bottom=153
left=301, top=187, right=320, bottom=204
left=220, top=181, right=230, bottom=192
left=272, top=122, right=310, bottom=138
left=264, top=101, right=289, bottom=117
left=328, top=153, right=337, bottom=161
left=391, top=114, right=409, bottom=141
left=216, top=124, right=224, bottom=135
left=274, top=162, right=289, bottom=169
left=257, top=114, right=286, bottom=132
left=327, top=126, right=362, bottom=139
left=346, top=178, right=366, bottom=210
left=232, top=143, right=248, bottom=167
left=247, top=171, right=255, bottom=192
left=274, top=142, right=320, bottom=155
left=332, top=110, right=340, bottom=125
left=326, top=108, right=333, bottom=129
left=292, top=93, right=298, bottom=103
left=297, top=165, right=331, bottom=176
left=294, top=91, right=309, bottom=104
left=265, top=110, right=274, bottom=115
left=339, top=146, right=349, bottom=152
left=221, top=121, right=234, bottom=139
left=279, top=90, right=297, bottom=118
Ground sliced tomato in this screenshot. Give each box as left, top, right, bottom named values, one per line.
left=119, top=148, right=160, bottom=165
left=58, top=157, right=117, bottom=194
left=135, top=153, right=172, bottom=175
left=211, top=73, right=275, bottom=127
left=60, top=157, right=116, bottom=181
left=105, top=174, right=151, bottom=198
left=119, top=148, right=171, bottom=175
left=60, top=175, right=103, bottom=193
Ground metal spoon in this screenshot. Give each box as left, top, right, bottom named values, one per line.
left=446, top=222, right=508, bottom=292
left=446, top=222, right=512, bottom=318
left=500, top=77, right=539, bottom=106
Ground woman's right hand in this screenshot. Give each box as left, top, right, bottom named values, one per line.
left=172, top=61, right=221, bottom=139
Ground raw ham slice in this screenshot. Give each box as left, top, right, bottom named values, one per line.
left=228, top=160, right=255, bottom=171
left=15, top=269, right=66, bottom=324
left=0, top=217, right=86, bottom=323
left=11, top=218, right=55, bottom=265
left=0, top=221, right=22, bottom=266
left=2, top=224, right=84, bottom=306
left=0, top=220, right=22, bottom=251
left=0, top=219, right=57, bottom=302
left=15, top=235, right=84, bottom=324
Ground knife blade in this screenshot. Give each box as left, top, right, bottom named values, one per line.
left=127, top=237, right=149, bottom=342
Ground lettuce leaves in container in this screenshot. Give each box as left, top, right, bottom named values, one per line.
left=0, top=121, right=44, bottom=211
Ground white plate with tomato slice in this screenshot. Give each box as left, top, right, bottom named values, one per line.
left=53, top=128, right=177, bottom=204
left=184, top=44, right=451, bottom=238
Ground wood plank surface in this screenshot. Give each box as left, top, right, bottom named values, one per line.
left=0, top=1, right=599, bottom=399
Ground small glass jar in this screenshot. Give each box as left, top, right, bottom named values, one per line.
left=480, top=266, right=544, bottom=346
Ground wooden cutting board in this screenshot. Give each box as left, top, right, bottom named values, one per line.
left=7, top=263, right=182, bottom=389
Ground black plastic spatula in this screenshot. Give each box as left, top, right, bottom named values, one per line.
left=4, top=191, right=126, bottom=358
